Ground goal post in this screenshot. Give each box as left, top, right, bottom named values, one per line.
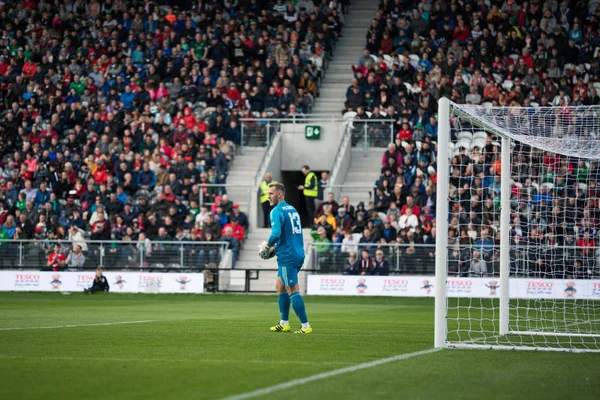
left=435, top=99, right=600, bottom=353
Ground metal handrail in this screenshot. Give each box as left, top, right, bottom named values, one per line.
left=323, top=184, right=376, bottom=188
left=1, top=239, right=232, bottom=271
left=328, top=122, right=352, bottom=184
left=196, top=183, right=254, bottom=212
left=240, top=117, right=396, bottom=123
left=1, top=239, right=232, bottom=245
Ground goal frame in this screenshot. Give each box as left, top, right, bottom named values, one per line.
left=434, top=98, right=600, bottom=353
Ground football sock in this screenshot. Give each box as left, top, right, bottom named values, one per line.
left=289, top=292, right=308, bottom=324
left=278, top=292, right=290, bottom=321
left=280, top=320, right=289, bottom=326
left=301, top=322, right=310, bottom=329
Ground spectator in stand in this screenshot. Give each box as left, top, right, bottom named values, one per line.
left=359, top=227, right=377, bottom=255
left=311, top=226, right=332, bottom=270
left=356, top=249, right=375, bottom=275
left=47, top=243, right=67, bottom=272
left=222, top=216, right=245, bottom=242
left=469, top=251, right=488, bottom=277
left=373, top=250, right=390, bottom=276
left=221, top=226, right=240, bottom=269
left=66, top=244, right=86, bottom=270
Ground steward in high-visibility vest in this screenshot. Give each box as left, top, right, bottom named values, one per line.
left=258, top=172, right=277, bottom=227
left=299, top=165, right=318, bottom=221
left=260, top=179, right=277, bottom=204
left=303, top=172, right=318, bottom=198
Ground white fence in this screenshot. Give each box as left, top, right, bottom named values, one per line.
left=0, top=270, right=205, bottom=293
left=307, top=275, right=600, bottom=300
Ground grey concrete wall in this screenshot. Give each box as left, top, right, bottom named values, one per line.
left=279, top=122, right=345, bottom=171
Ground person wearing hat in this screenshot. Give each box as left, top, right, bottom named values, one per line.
left=231, top=203, right=249, bottom=230
left=335, top=207, right=352, bottom=232
left=373, top=249, right=390, bottom=275
left=258, top=172, right=277, bottom=228
left=221, top=215, right=245, bottom=242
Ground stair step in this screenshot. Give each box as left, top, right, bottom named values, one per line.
left=227, top=170, right=256, bottom=177
left=329, top=59, right=357, bottom=64
left=315, top=97, right=345, bottom=104
left=322, top=78, right=354, bottom=84
left=326, top=66, right=352, bottom=73
left=339, top=180, right=376, bottom=186
left=345, top=171, right=379, bottom=179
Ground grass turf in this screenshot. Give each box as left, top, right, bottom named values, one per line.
left=0, top=293, right=598, bottom=400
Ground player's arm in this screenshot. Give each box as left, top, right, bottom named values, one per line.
left=267, top=209, right=282, bottom=247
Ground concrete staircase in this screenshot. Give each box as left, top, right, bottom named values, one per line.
left=221, top=2, right=383, bottom=292
left=313, top=0, right=380, bottom=115
left=225, top=148, right=265, bottom=213
left=338, top=147, right=386, bottom=207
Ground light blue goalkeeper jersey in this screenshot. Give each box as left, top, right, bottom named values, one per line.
left=268, top=201, right=305, bottom=267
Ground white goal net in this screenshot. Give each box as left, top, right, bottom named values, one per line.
left=434, top=98, right=600, bottom=353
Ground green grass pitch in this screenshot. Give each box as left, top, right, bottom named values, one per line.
left=0, top=292, right=599, bottom=400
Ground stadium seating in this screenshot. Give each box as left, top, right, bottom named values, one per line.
left=329, top=0, right=600, bottom=277
left=0, top=0, right=345, bottom=269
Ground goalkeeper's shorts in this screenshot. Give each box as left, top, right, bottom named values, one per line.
left=278, top=265, right=301, bottom=287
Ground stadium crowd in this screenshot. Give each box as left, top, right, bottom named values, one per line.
left=0, top=0, right=347, bottom=270
left=323, top=0, right=600, bottom=278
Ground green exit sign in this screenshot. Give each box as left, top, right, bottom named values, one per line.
left=305, top=125, right=321, bottom=140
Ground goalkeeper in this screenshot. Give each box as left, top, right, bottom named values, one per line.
left=258, top=183, right=312, bottom=334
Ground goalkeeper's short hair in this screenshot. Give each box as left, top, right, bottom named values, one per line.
left=269, top=182, right=286, bottom=195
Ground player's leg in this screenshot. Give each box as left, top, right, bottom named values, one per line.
left=283, top=266, right=312, bottom=334
left=270, top=271, right=291, bottom=332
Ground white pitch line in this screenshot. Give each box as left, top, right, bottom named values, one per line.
left=219, top=348, right=440, bottom=400
left=0, top=355, right=352, bottom=366
left=0, top=320, right=156, bottom=331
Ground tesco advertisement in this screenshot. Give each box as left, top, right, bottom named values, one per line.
left=0, top=271, right=204, bottom=294
left=307, top=275, right=600, bottom=300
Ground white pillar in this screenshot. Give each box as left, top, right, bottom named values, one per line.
left=434, top=97, right=451, bottom=349
left=499, top=135, right=511, bottom=335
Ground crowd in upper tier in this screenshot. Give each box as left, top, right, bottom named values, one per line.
left=330, top=0, right=600, bottom=277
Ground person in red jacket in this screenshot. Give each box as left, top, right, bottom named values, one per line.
left=221, top=216, right=245, bottom=241
left=21, top=59, right=36, bottom=78
left=453, top=20, right=470, bottom=43
left=47, top=243, right=67, bottom=271
left=397, top=123, right=413, bottom=141
left=577, top=230, right=596, bottom=259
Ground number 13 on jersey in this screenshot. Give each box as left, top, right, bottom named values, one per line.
left=288, top=213, right=302, bottom=235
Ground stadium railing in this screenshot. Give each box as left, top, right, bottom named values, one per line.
left=0, top=239, right=230, bottom=272
left=346, top=119, right=396, bottom=154
left=239, top=114, right=395, bottom=153
left=306, top=242, right=600, bottom=278
left=197, top=183, right=254, bottom=214
left=306, top=242, right=436, bottom=275
left=322, top=183, right=376, bottom=204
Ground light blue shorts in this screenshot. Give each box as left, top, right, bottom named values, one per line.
left=278, top=265, right=301, bottom=287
